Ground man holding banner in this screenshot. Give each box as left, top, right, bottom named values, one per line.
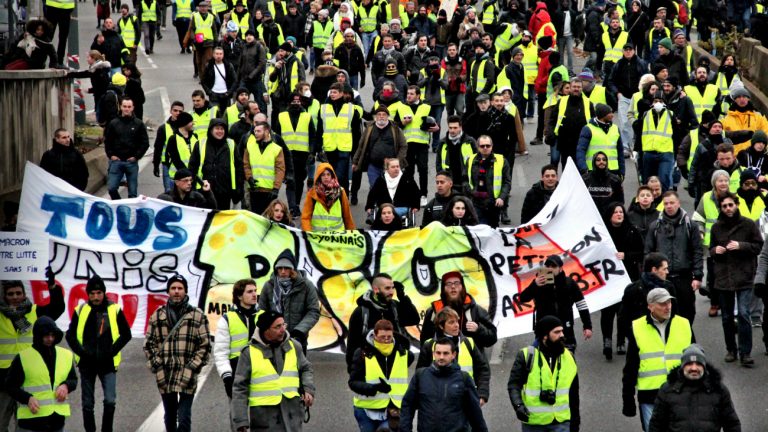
left=0, top=273, right=64, bottom=431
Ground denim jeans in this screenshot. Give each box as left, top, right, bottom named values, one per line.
left=107, top=159, right=139, bottom=199
left=526, top=84, right=536, bottom=118
left=429, top=104, right=444, bottom=150
left=81, top=369, right=117, bottom=412
left=617, top=94, right=633, bottom=151
left=349, top=75, right=360, bottom=90
left=327, top=150, right=351, bottom=193
left=161, top=392, right=194, bottom=432
left=550, top=140, right=560, bottom=166
left=367, top=163, right=383, bottom=188
left=353, top=406, right=387, bottom=432
left=240, top=80, right=267, bottom=114
left=641, top=151, right=674, bottom=191
left=445, top=93, right=465, bottom=117
left=522, top=422, right=571, bottom=432
left=557, top=35, right=574, bottom=72
left=361, top=31, right=377, bottom=58
left=720, top=289, right=753, bottom=356
left=162, top=164, right=173, bottom=193
left=639, top=403, right=654, bottom=431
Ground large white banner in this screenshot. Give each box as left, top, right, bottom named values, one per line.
left=16, top=161, right=629, bottom=348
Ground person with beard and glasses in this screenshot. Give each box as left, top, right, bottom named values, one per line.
left=401, top=337, right=488, bottom=432
left=619, top=253, right=678, bottom=343
left=258, top=250, right=320, bottom=354
left=65, top=275, right=131, bottom=432
left=40, top=128, right=89, bottom=191
left=521, top=164, right=558, bottom=224
left=463, top=135, right=512, bottom=227
left=143, top=275, right=210, bottom=432
left=240, top=120, right=284, bottom=213
left=649, top=344, right=741, bottom=432
left=301, top=163, right=356, bottom=231
left=514, top=255, right=593, bottom=352
left=722, top=86, right=768, bottom=156
left=421, top=271, right=498, bottom=349
left=576, top=103, right=625, bottom=178
left=622, top=288, right=692, bottom=431
left=346, top=273, right=420, bottom=370
left=546, top=78, right=594, bottom=170
left=601, top=203, right=644, bottom=360
left=441, top=43, right=468, bottom=117
left=582, top=151, right=624, bottom=216
left=422, top=172, right=456, bottom=227
left=417, top=307, right=490, bottom=406
left=441, top=195, right=480, bottom=227
left=684, top=66, right=721, bottom=125
left=214, top=279, right=261, bottom=400
left=158, top=168, right=218, bottom=209
left=436, top=115, right=476, bottom=186
left=627, top=186, right=660, bottom=241
left=354, top=106, right=408, bottom=189
left=5, top=316, right=77, bottom=432
left=231, top=311, right=315, bottom=432
left=507, top=315, right=581, bottom=432
left=645, top=190, right=703, bottom=326
left=710, top=192, right=764, bottom=366
left=0, top=276, right=64, bottom=430
left=349, top=319, right=414, bottom=432
left=275, top=93, right=318, bottom=216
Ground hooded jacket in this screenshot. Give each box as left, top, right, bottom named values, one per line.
left=190, top=119, right=245, bottom=198
left=39, top=138, right=89, bottom=191
left=709, top=210, right=763, bottom=291
left=721, top=102, right=768, bottom=155
left=420, top=274, right=498, bottom=348
left=259, top=250, right=320, bottom=339
left=6, top=317, right=78, bottom=432
left=301, top=163, right=356, bottom=231
left=528, top=2, right=552, bottom=43
left=231, top=329, right=315, bottom=431
left=520, top=180, right=557, bottom=224
left=349, top=330, right=414, bottom=397
left=581, top=152, right=625, bottom=215
left=649, top=365, right=741, bottom=432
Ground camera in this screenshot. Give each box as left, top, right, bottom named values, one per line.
left=539, top=390, right=557, bottom=405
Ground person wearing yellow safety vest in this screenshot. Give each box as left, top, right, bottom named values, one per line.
left=497, top=47, right=528, bottom=118
left=274, top=94, right=319, bottom=214
left=466, top=40, right=496, bottom=117
left=43, top=0, right=75, bottom=64
left=230, top=1, right=254, bottom=39
left=320, top=83, right=363, bottom=195
left=508, top=315, right=580, bottom=432
left=173, top=0, right=193, bottom=53
left=436, top=115, right=476, bottom=184
left=64, top=275, right=131, bottom=432
left=301, top=162, right=356, bottom=230
left=241, top=120, right=283, bottom=213
left=576, top=104, right=626, bottom=177
left=714, top=54, right=741, bottom=114
left=349, top=318, right=414, bottom=431
left=735, top=170, right=767, bottom=222
left=640, top=91, right=677, bottom=191
left=401, top=337, right=489, bottom=431
left=684, top=66, right=721, bottom=124
left=721, top=86, right=768, bottom=155
left=394, top=86, right=438, bottom=206
left=546, top=78, right=594, bottom=169
left=225, top=88, right=251, bottom=131
left=144, top=274, right=211, bottom=432
left=416, top=307, right=490, bottom=403
left=118, top=5, right=140, bottom=64
left=622, top=288, right=692, bottom=430
left=190, top=118, right=243, bottom=209
left=231, top=311, right=315, bottom=432
left=258, top=10, right=287, bottom=56
left=580, top=68, right=616, bottom=109
left=464, top=135, right=512, bottom=228
left=150, top=101, right=183, bottom=191
left=309, top=9, right=333, bottom=72
left=602, top=17, right=629, bottom=78
left=189, top=89, right=220, bottom=138
left=214, top=279, right=262, bottom=399
left=326, top=17, right=361, bottom=52
left=138, top=0, right=161, bottom=55
left=356, top=0, right=379, bottom=57
left=164, top=111, right=199, bottom=179
left=0, top=276, right=64, bottom=430
left=493, top=22, right=522, bottom=65
left=184, top=1, right=221, bottom=80
left=6, top=316, right=77, bottom=432
left=268, top=42, right=307, bottom=124
left=645, top=17, right=670, bottom=65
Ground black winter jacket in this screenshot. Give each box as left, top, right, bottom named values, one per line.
left=581, top=154, right=624, bottom=215
left=40, top=139, right=89, bottom=191
left=157, top=186, right=218, bottom=209
left=606, top=55, right=648, bottom=98
left=710, top=212, right=764, bottom=292
left=65, top=300, right=132, bottom=374
left=188, top=128, right=244, bottom=198
left=91, top=29, right=126, bottom=68
left=334, top=43, right=366, bottom=84
left=619, top=272, right=677, bottom=337
left=521, top=181, right=556, bottom=224
left=238, top=40, right=268, bottom=83
left=365, top=174, right=421, bottom=211
left=421, top=192, right=455, bottom=227
left=400, top=363, right=488, bottom=432
left=648, top=366, right=741, bottom=432
left=627, top=200, right=660, bottom=241
left=104, top=114, right=149, bottom=161
left=421, top=293, right=498, bottom=348
left=201, top=60, right=238, bottom=97
left=645, top=208, right=704, bottom=280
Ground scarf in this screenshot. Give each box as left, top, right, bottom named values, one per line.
left=272, top=277, right=293, bottom=313
left=659, top=208, right=684, bottom=238
left=384, top=171, right=402, bottom=200
left=166, top=295, right=192, bottom=328
left=315, top=172, right=341, bottom=203
left=0, top=298, right=33, bottom=333
left=374, top=340, right=394, bottom=356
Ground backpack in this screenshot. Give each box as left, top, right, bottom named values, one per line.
left=98, top=89, right=121, bottom=126
left=676, top=1, right=690, bottom=25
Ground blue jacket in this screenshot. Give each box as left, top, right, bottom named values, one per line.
left=576, top=119, right=626, bottom=176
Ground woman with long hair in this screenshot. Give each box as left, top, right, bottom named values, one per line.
left=302, top=163, right=356, bottom=231
left=370, top=203, right=403, bottom=231
left=121, top=63, right=145, bottom=120
left=440, top=196, right=479, bottom=227
left=365, top=158, right=420, bottom=220
left=263, top=198, right=293, bottom=225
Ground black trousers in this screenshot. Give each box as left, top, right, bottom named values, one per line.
left=44, top=6, right=73, bottom=64
left=213, top=190, right=232, bottom=210
left=250, top=190, right=272, bottom=214
left=601, top=303, right=625, bottom=344
left=670, top=273, right=696, bottom=324
left=288, top=151, right=310, bottom=213
left=536, top=93, right=547, bottom=140
left=405, top=144, right=429, bottom=197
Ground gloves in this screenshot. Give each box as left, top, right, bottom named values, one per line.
left=394, top=281, right=406, bottom=300
left=291, top=330, right=306, bottom=345
left=514, top=404, right=530, bottom=422
left=153, top=165, right=160, bottom=177
left=46, top=267, right=56, bottom=288
left=622, top=396, right=637, bottom=417
left=755, top=283, right=767, bottom=299
left=248, top=177, right=257, bottom=190
left=307, top=153, right=316, bottom=165
left=376, top=378, right=391, bottom=393
left=223, top=374, right=234, bottom=399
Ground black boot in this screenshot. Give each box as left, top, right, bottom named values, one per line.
left=603, top=338, right=613, bottom=360
left=102, top=404, right=115, bottom=432
left=84, top=409, right=97, bottom=432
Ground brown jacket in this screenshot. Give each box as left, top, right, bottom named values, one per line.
left=301, top=163, right=356, bottom=231
left=143, top=303, right=211, bottom=395
left=352, top=121, right=408, bottom=170
left=242, top=135, right=286, bottom=192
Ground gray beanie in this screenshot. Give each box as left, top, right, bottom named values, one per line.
left=730, top=86, right=750, bottom=100
left=681, top=344, right=707, bottom=367
left=711, top=169, right=729, bottom=188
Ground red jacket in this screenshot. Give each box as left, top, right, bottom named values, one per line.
left=528, top=2, right=551, bottom=40
left=441, top=57, right=467, bottom=94
left=534, top=50, right=553, bottom=95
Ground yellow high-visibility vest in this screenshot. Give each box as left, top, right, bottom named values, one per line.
left=141, top=0, right=157, bottom=22
left=467, top=153, right=505, bottom=199
left=520, top=346, right=577, bottom=425
left=74, top=303, right=122, bottom=369
left=587, top=85, right=607, bottom=106
left=602, top=31, right=629, bottom=63
left=191, top=106, right=218, bottom=135
left=230, top=11, right=251, bottom=39
left=312, top=20, right=333, bottom=49
left=176, top=0, right=192, bottom=19
left=481, top=3, right=496, bottom=25
left=358, top=5, right=379, bottom=33
left=641, top=110, right=674, bottom=153
left=321, top=103, right=354, bottom=152
left=739, top=191, right=766, bottom=221
left=278, top=111, right=312, bottom=153
left=211, top=0, right=228, bottom=14
left=0, top=306, right=36, bottom=368
left=521, top=43, right=539, bottom=85
left=535, top=22, right=556, bottom=45
left=495, top=24, right=521, bottom=52
left=226, top=310, right=263, bottom=359
left=198, top=137, right=237, bottom=189
left=248, top=340, right=300, bottom=406
left=193, top=12, right=215, bottom=41
left=352, top=350, right=409, bottom=409
left=168, top=132, right=199, bottom=179
left=648, top=27, right=671, bottom=50
left=267, top=1, right=287, bottom=20
left=311, top=199, right=344, bottom=231
left=554, top=95, right=591, bottom=136
left=399, top=103, right=432, bottom=144
left=632, top=315, right=691, bottom=391
left=118, top=16, right=139, bottom=48
left=686, top=130, right=700, bottom=171
left=47, top=0, right=74, bottom=9
left=473, top=58, right=496, bottom=94
left=17, top=346, right=74, bottom=419
left=684, top=84, right=719, bottom=123
left=418, top=67, right=446, bottom=105
left=439, top=141, right=476, bottom=172
left=586, top=123, right=621, bottom=171
left=246, top=136, right=282, bottom=190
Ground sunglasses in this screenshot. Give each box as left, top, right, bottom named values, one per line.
left=478, top=144, right=492, bottom=148
left=721, top=203, right=736, bottom=208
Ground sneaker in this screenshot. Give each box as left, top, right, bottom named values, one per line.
left=420, top=196, right=428, bottom=207
left=724, top=352, right=737, bottom=363
left=603, top=346, right=612, bottom=360
left=709, top=305, right=720, bottom=317
left=753, top=321, right=762, bottom=328
left=741, top=355, right=755, bottom=367
left=157, top=34, right=163, bottom=40
left=616, top=344, right=626, bottom=355
left=145, top=49, right=150, bottom=55
left=351, top=195, right=358, bottom=205
left=186, top=47, right=192, bottom=54
left=180, top=48, right=186, bottom=54
left=530, top=138, right=543, bottom=146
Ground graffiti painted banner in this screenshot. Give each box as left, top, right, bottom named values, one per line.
left=17, top=161, right=629, bottom=349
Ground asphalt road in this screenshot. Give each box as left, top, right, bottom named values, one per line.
left=29, top=4, right=768, bottom=431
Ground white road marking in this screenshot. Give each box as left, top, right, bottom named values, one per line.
left=135, top=364, right=213, bottom=432
left=139, top=47, right=159, bottom=69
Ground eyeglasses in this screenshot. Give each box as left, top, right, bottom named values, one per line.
left=270, top=322, right=288, bottom=330
left=721, top=203, right=736, bottom=208
left=478, top=144, right=492, bottom=148
left=444, top=281, right=462, bottom=287
left=595, top=157, right=607, bottom=162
